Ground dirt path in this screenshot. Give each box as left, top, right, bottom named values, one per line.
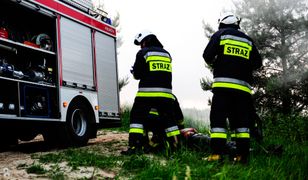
left=0, top=131, right=128, bottom=180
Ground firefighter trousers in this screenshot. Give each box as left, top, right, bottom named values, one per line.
left=129, top=96, right=180, bottom=152
left=210, top=89, right=253, bottom=160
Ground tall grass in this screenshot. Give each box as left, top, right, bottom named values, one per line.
left=263, top=113, right=308, bottom=143
left=117, top=106, right=131, bottom=131
left=184, top=116, right=210, bottom=134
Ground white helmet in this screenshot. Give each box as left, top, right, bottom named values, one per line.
left=218, top=13, right=241, bottom=25
left=134, top=30, right=153, bottom=45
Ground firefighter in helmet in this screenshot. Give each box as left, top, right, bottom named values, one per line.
left=121, top=30, right=180, bottom=155
left=202, top=13, right=262, bottom=163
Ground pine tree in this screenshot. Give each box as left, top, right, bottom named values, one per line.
left=234, top=0, right=308, bottom=114
left=201, top=0, right=308, bottom=115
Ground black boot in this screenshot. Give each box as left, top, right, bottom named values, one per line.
left=121, top=146, right=143, bottom=155
left=121, top=133, right=144, bottom=155
left=234, top=138, right=250, bottom=164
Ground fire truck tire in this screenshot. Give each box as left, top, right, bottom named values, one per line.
left=63, top=102, right=94, bottom=146
left=0, top=131, right=18, bottom=150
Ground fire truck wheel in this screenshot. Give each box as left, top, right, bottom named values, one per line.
left=0, top=131, right=18, bottom=150
left=64, top=102, right=94, bottom=146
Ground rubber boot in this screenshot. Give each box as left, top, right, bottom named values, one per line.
left=206, top=138, right=226, bottom=162
left=234, top=138, right=250, bottom=164
left=121, top=133, right=144, bottom=155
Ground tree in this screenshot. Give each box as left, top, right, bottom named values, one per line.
left=201, top=0, right=308, bottom=115
left=118, top=76, right=129, bottom=92
left=235, top=0, right=308, bottom=114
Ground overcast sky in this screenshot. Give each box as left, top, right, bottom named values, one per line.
left=93, top=0, right=234, bottom=110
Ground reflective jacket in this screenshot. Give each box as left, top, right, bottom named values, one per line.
left=132, top=47, right=174, bottom=99
left=203, top=27, right=262, bottom=94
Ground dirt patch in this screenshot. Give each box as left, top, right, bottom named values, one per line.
left=0, top=130, right=128, bottom=180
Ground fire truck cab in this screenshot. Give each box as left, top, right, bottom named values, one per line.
left=0, top=0, right=120, bottom=147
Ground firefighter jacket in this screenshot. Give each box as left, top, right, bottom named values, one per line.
left=203, top=27, right=262, bottom=94
left=132, top=46, right=174, bottom=99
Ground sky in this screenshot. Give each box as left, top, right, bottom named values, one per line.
left=93, top=0, right=234, bottom=110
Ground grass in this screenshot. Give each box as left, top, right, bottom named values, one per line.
left=34, top=149, right=121, bottom=170
left=26, top=110, right=307, bottom=179
left=28, top=138, right=307, bottom=179
left=26, top=164, right=47, bottom=174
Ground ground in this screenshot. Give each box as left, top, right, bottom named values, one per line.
left=0, top=130, right=129, bottom=180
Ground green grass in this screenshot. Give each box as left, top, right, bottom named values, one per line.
left=26, top=164, right=47, bottom=174
left=31, top=140, right=307, bottom=179
left=35, top=148, right=121, bottom=170
left=29, top=110, right=307, bottom=179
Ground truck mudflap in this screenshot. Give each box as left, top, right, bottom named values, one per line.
left=98, top=111, right=121, bottom=128
left=99, top=118, right=121, bottom=128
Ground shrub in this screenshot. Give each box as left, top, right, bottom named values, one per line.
left=263, top=113, right=307, bottom=143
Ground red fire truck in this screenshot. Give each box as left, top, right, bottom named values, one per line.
left=0, top=0, right=120, bottom=147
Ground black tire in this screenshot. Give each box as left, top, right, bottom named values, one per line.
left=0, top=131, right=18, bottom=151
left=64, top=102, right=94, bottom=146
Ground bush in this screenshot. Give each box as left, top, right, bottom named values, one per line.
left=263, top=113, right=307, bottom=143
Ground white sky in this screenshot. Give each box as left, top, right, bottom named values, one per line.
left=93, top=0, right=234, bottom=110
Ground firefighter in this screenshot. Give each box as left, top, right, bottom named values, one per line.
left=121, top=30, right=180, bottom=155
left=202, top=13, right=262, bottom=163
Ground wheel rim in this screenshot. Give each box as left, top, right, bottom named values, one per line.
left=70, top=108, right=87, bottom=136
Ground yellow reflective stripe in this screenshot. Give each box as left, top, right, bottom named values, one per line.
left=220, top=39, right=252, bottom=50
left=146, top=56, right=171, bottom=62
left=214, top=77, right=251, bottom=89
left=149, top=61, right=172, bottom=72
left=236, top=133, right=250, bottom=138
left=149, top=111, right=159, bottom=116
left=212, top=82, right=252, bottom=94
left=210, top=133, right=227, bottom=139
left=166, top=130, right=180, bottom=137
left=231, top=133, right=236, bottom=138
left=129, top=128, right=144, bottom=134
left=136, top=92, right=175, bottom=99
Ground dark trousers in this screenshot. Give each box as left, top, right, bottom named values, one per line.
left=129, top=97, right=179, bottom=150
left=210, top=89, right=253, bottom=158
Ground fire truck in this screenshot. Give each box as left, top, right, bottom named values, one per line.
left=0, top=0, right=120, bottom=147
